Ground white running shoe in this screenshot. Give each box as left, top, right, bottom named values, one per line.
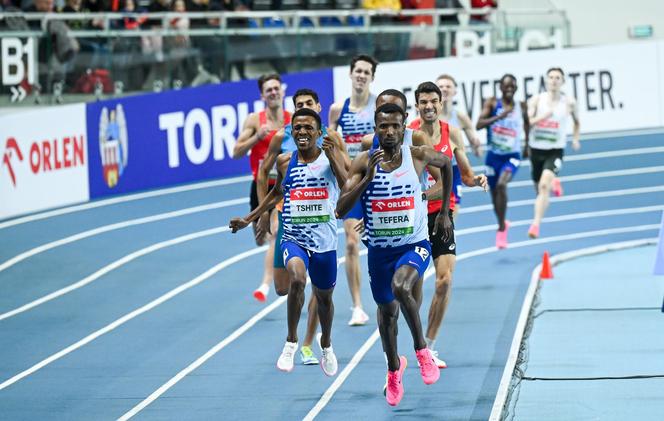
left=416, top=348, right=448, bottom=369
left=348, top=307, right=369, bottom=326
left=316, top=332, right=338, bottom=376
left=277, top=341, right=298, bottom=372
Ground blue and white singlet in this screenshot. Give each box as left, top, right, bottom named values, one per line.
left=338, top=95, right=376, bottom=159
left=487, top=99, right=524, bottom=155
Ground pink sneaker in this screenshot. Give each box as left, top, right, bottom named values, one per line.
left=415, top=348, right=440, bottom=385
left=552, top=178, right=563, bottom=197
left=496, top=220, right=510, bottom=249
left=253, top=284, right=269, bottom=303
left=386, top=356, right=407, bottom=406
left=528, top=223, right=540, bottom=239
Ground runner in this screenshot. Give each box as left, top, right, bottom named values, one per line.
left=232, top=73, right=290, bottom=305
left=409, top=82, right=487, bottom=370
left=336, top=103, right=454, bottom=406
left=256, top=88, right=349, bottom=366
left=476, top=74, right=529, bottom=248
left=230, top=108, right=347, bottom=376
left=328, top=54, right=379, bottom=326
left=526, top=67, right=581, bottom=238
left=436, top=74, right=483, bottom=218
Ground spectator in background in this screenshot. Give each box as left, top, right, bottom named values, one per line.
left=113, top=0, right=147, bottom=90
left=167, top=0, right=194, bottom=84
left=469, top=0, right=496, bottom=24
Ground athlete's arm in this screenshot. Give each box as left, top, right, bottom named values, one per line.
left=322, top=135, right=348, bottom=188
left=476, top=97, right=506, bottom=130
left=230, top=154, right=288, bottom=234
left=257, top=129, right=284, bottom=203
left=336, top=150, right=383, bottom=217
left=327, top=130, right=351, bottom=171
left=412, top=129, right=443, bottom=201
left=232, top=113, right=262, bottom=158
left=361, top=133, right=374, bottom=151
left=451, top=127, right=488, bottom=190
left=569, top=97, right=581, bottom=150
left=521, top=100, right=530, bottom=158
left=411, top=145, right=453, bottom=240
left=457, top=111, right=482, bottom=157
left=527, top=94, right=552, bottom=126
left=327, top=102, right=343, bottom=131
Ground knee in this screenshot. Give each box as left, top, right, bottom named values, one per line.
left=434, top=272, right=452, bottom=297
left=345, top=236, right=359, bottom=255
left=538, top=181, right=550, bottom=195
left=496, top=182, right=508, bottom=193
left=391, top=280, right=412, bottom=302
left=289, top=274, right=306, bottom=294
left=274, top=270, right=290, bottom=296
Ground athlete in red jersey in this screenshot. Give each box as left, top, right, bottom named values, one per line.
left=410, top=82, right=487, bottom=370
left=233, top=73, right=291, bottom=302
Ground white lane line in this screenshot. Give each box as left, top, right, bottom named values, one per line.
left=470, top=145, right=664, bottom=172
left=460, top=185, right=664, bottom=214
left=0, top=227, right=229, bottom=322
left=488, top=238, right=657, bottom=421
left=0, top=175, right=253, bottom=230
left=0, top=227, right=346, bottom=322
left=303, top=224, right=660, bottom=420
left=456, top=205, right=664, bottom=236
left=464, top=166, right=664, bottom=192
left=117, top=248, right=368, bottom=420
left=0, top=198, right=247, bottom=274
left=0, top=246, right=268, bottom=392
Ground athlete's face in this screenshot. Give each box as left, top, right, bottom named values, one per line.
left=546, top=70, right=564, bottom=92
left=436, top=78, right=456, bottom=102
left=416, top=91, right=442, bottom=123
left=375, top=112, right=405, bottom=149
left=292, top=115, right=322, bottom=151
left=293, top=95, right=321, bottom=113
left=261, top=79, right=283, bottom=108
left=500, top=77, right=517, bottom=101
left=350, top=60, right=374, bottom=91
left=376, top=95, right=408, bottom=120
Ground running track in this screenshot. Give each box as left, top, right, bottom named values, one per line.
left=0, top=130, right=662, bottom=420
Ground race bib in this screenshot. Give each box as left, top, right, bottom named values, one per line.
left=290, top=187, right=330, bottom=224
left=532, top=119, right=560, bottom=143
left=345, top=133, right=364, bottom=158
left=490, top=125, right=518, bottom=152
left=371, top=197, right=415, bottom=236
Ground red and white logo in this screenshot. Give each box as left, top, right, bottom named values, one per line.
left=2, top=137, right=23, bottom=187
left=291, top=187, right=329, bottom=200
left=371, top=197, right=414, bottom=212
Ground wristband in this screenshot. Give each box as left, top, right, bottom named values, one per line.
left=421, top=192, right=427, bottom=201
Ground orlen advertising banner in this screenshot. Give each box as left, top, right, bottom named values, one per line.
left=0, top=104, right=89, bottom=220
left=333, top=41, right=663, bottom=135
left=86, top=69, right=333, bottom=199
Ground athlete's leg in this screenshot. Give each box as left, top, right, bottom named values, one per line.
left=377, top=300, right=401, bottom=371
left=303, top=295, right=319, bottom=348
left=425, top=254, right=455, bottom=342
left=343, top=218, right=363, bottom=308
left=283, top=244, right=309, bottom=344
left=533, top=168, right=556, bottom=227
left=492, top=169, right=514, bottom=231
left=254, top=209, right=277, bottom=301
left=393, top=265, right=427, bottom=351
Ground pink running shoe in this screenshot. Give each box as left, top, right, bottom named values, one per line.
left=386, top=356, right=407, bottom=406
left=528, top=223, right=540, bottom=239
left=552, top=178, right=563, bottom=197
left=415, top=348, right=440, bottom=385
left=496, top=221, right=510, bottom=249
left=253, top=284, right=269, bottom=303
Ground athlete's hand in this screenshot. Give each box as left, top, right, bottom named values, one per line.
left=474, top=174, right=488, bottom=192
left=499, top=105, right=513, bottom=119
left=256, top=125, right=270, bottom=141
left=354, top=219, right=365, bottom=234
left=229, top=217, right=250, bottom=233
left=572, top=139, right=581, bottom=151
left=322, top=135, right=335, bottom=156
left=432, top=211, right=453, bottom=243
left=471, top=142, right=482, bottom=158
left=522, top=146, right=530, bottom=159
left=255, top=211, right=271, bottom=244
left=365, top=149, right=384, bottom=181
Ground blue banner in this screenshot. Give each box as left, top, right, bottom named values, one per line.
left=86, top=69, right=334, bottom=199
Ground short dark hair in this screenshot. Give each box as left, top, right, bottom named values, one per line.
left=546, top=67, right=565, bottom=79
left=350, top=54, right=378, bottom=76
left=292, top=88, right=319, bottom=106
left=375, top=102, right=406, bottom=123
left=292, top=107, right=322, bottom=130
left=414, top=81, right=442, bottom=103
left=436, top=74, right=457, bottom=87
left=377, top=89, right=408, bottom=109
left=500, top=73, right=517, bottom=85
left=257, top=73, right=281, bottom=93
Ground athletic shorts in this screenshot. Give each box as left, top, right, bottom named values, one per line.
left=485, top=151, right=521, bottom=189
left=273, top=211, right=285, bottom=269
left=530, top=148, right=564, bottom=184
left=367, top=240, right=432, bottom=304
left=250, top=179, right=276, bottom=211
left=427, top=210, right=456, bottom=259
left=280, top=241, right=337, bottom=290
left=343, top=201, right=364, bottom=220
left=452, top=164, right=462, bottom=207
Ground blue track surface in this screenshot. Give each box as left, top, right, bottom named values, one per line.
left=0, top=130, right=662, bottom=420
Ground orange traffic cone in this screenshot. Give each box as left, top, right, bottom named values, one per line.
left=540, top=252, right=553, bottom=279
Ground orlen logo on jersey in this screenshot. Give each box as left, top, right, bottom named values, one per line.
left=1, top=135, right=85, bottom=187
left=291, top=188, right=328, bottom=200
left=372, top=197, right=414, bottom=212
left=536, top=120, right=560, bottom=129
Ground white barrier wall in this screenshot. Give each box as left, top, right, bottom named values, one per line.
left=333, top=40, right=664, bottom=136
left=0, top=104, right=89, bottom=219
